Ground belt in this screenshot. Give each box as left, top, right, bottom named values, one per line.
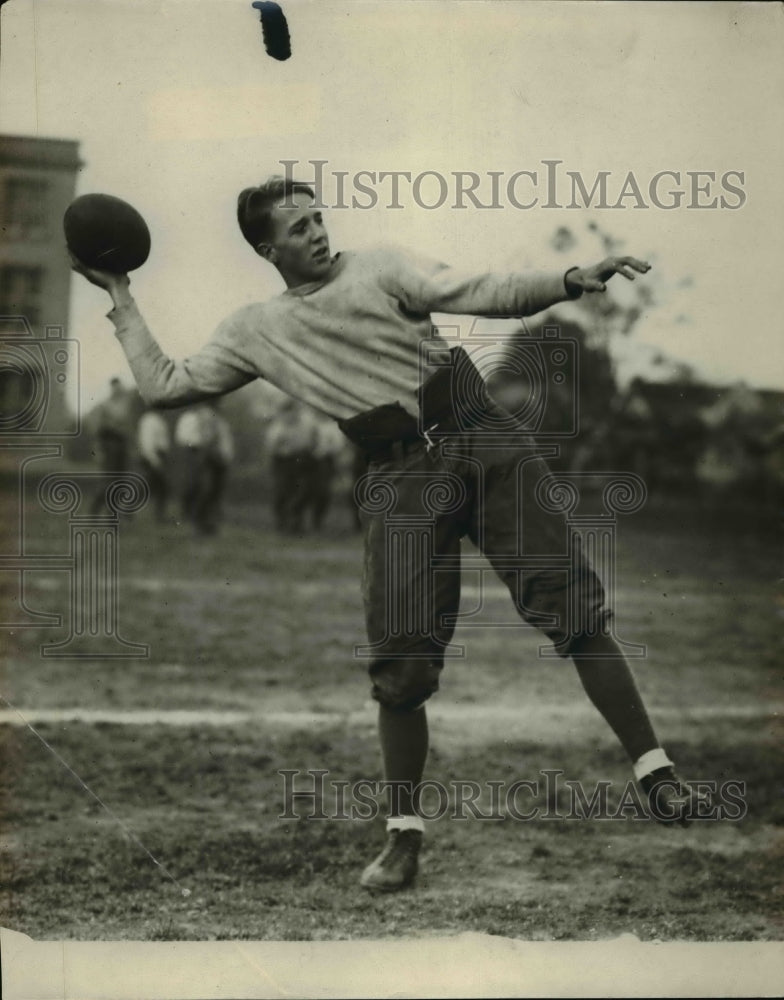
left=337, top=346, right=490, bottom=460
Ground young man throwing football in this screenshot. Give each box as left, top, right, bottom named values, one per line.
left=71, top=176, right=706, bottom=892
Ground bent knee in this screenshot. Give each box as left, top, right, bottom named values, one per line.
left=370, top=658, right=442, bottom=711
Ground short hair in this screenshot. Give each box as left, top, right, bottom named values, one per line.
left=236, top=175, right=316, bottom=248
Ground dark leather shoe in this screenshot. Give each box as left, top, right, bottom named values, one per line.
left=640, top=766, right=710, bottom=826
left=360, top=829, right=422, bottom=892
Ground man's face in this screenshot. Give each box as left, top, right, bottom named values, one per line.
left=264, top=191, right=332, bottom=287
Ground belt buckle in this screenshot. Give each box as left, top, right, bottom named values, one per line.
left=423, top=422, right=441, bottom=453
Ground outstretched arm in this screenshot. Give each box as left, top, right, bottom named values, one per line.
left=70, top=255, right=256, bottom=407
left=386, top=247, right=651, bottom=318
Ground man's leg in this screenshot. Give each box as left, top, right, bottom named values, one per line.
left=140, top=459, right=155, bottom=517
left=272, top=456, right=287, bottom=530
left=471, top=431, right=707, bottom=826
left=191, top=453, right=213, bottom=535
left=156, top=465, right=169, bottom=522
left=211, top=459, right=227, bottom=526
left=291, top=452, right=313, bottom=533
left=279, top=454, right=307, bottom=533
left=311, top=457, right=334, bottom=530
left=377, top=702, right=429, bottom=819
left=92, top=433, right=125, bottom=514
left=570, top=632, right=659, bottom=763
left=569, top=632, right=709, bottom=824
left=358, top=700, right=432, bottom=893
left=182, top=448, right=202, bottom=524
left=199, top=456, right=225, bottom=533
left=358, top=445, right=465, bottom=890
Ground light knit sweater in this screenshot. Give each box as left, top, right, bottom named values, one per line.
left=110, top=244, right=576, bottom=420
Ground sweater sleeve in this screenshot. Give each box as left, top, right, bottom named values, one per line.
left=381, top=246, right=580, bottom=318
left=109, top=299, right=258, bottom=408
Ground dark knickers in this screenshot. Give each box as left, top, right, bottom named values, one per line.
left=356, top=410, right=612, bottom=711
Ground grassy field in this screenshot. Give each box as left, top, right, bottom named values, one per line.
left=1, top=478, right=781, bottom=942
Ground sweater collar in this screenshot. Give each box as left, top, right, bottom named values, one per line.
left=284, top=252, right=345, bottom=297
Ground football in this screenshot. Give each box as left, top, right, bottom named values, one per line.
left=64, top=193, right=151, bottom=273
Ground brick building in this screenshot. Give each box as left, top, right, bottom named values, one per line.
left=0, top=135, right=82, bottom=436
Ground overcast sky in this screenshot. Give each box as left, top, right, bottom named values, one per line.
left=2, top=0, right=782, bottom=405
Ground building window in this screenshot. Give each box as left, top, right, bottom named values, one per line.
left=0, top=266, right=44, bottom=328
left=2, top=178, right=50, bottom=239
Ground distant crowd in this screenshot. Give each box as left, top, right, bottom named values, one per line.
left=88, top=378, right=365, bottom=534
left=88, top=366, right=784, bottom=535
left=264, top=396, right=367, bottom=534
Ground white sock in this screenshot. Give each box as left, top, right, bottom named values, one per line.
left=386, top=815, right=425, bottom=834
left=633, top=748, right=674, bottom=782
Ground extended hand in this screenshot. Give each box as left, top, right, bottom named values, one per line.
left=567, top=256, right=651, bottom=294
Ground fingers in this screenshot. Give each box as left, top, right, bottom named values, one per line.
left=582, top=255, right=652, bottom=292
left=67, top=247, right=85, bottom=273
left=598, top=256, right=652, bottom=283
left=66, top=248, right=126, bottom=291
left=616, top=256, right=652, bottom=280
left=67, top=248, right=98, bottom=282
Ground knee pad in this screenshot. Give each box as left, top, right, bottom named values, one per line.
left=370, top=657, right=442, bottom=711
